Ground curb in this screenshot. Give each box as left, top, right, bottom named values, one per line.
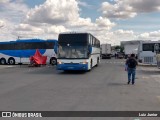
left=138, top=63, right=157, bottom=67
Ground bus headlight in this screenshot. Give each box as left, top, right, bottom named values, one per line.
left=57, top=61, right=64, bottom=64
left=80, top=61, right=88, bottom=64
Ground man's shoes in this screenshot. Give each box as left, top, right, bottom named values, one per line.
left=132, top=82, right=134, bottom=85
left=127, top=81, right=130, bottom=84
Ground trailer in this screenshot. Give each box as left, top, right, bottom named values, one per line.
left=101, top=44, right=111, bottom=59
left=121, top=41, right=140, bottom=59
left=124, top=44, right=138, bottom=58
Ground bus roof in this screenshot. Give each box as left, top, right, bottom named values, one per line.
left=59, top=32, right=92, bottom=36
left=59, top=32, right=99, bottom=41
left=0, top=39, right=57, bottom=44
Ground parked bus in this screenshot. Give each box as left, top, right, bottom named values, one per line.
left=0, top=39, right=58, bottom=65
left=138, top=40, right=160, bottom=65
left=57, top=32, right=100, bottom=71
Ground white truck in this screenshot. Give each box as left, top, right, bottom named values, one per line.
left=124, top=44, right=138, bottom=59
left=121, top=41, right=140, bottom=59
left=101, top=44, right=111, bottom=59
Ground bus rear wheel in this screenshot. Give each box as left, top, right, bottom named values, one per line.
left=0, top=58, right=6, bottom=65
left=96, top=58, right=99, bottom=67
left=90, top=60, right=92, bottom=70
left=50, top=58, right=57, bottom=65
left=8, top=58, right=15, bottom=65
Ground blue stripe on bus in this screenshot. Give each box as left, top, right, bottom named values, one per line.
left=0, top=49, right=46, bottom=58
left=0, top=39, right=57, bottom=44
left=57, top=64, right=88, bottom=71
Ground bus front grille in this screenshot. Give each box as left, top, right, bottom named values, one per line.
left=64, top=63, right=79, bottom=65
left=143, top=57, right=153, bottom=64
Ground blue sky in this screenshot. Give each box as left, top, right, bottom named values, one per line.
left=113, top=13, right=160, bottom=33
left=23, top=0, right=45, bottom=8
left=0, top=0, right=160, bottom=44
left=25, top=0, right=160, bottom=32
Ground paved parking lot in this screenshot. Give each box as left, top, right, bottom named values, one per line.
left=0, top=59, right=160, bottom=120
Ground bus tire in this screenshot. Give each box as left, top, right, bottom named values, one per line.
left=90, top=59, right=92, bottom=70
left=8, top=57, right=15, bottom=65
left=0, top=58, right=7, bottom=65
left=96, top=57, right=99, bottom=67
left=50, top=58, right=57, bottom=65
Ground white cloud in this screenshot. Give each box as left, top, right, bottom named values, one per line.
left=78, top=1, right=93, bottom=8
left=0, top=0, right=29, bottom=40
left=14, top=23, right=44, bottom=36
left=101, top=0, right=160, bottom=19
left=105, top=29, right=136, bottom=45
left=46, top=25, right=69, bottom=34
left=0, top=0, right=10, bottom=3
left=0, top=20, right=5, bottom=28
left=0, top=19, right=17, bottom=41
left=139, top=33, right=150, bottom=39
left=96, top=17, right=116, bottom=30
left=23, top=0, right=116, bottom=39
left=0, top=0, right=29, bottom=21
left=138, top=30, right=160, bottom=40
left=149, top=30, right=160, bottom=37
left=1, top=0, right=160, bottom=45
left=69, top=18, right=94, bottom=27
left=26, top=0, right=79, bottom=25
left=114, top=29, right=134, bottom=35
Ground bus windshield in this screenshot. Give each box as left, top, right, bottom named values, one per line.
left=58, top=45, right=88, bottom=59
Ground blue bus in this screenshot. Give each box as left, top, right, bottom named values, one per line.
left=0, top=39, right=58, bottom=65
left=57, top=32, right=100, bottom=71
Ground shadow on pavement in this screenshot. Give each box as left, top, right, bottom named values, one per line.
left=58, top=70, right=87, bottom=75
left=137, top=69, right=160, bottom=75
left=108, top=82, right=127, bottom=86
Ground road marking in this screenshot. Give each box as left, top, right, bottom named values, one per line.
left=6, top=66, right=14, bottom=67
left=105, top=61, right=125, bottom=64
left=0, top=65, right=14, bottom=69
left=142, top=76, right=150, bottom=79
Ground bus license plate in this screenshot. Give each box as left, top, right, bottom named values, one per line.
left=68, top=67, right=74, bottom=69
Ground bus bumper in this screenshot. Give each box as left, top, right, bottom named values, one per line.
left=57, top=64, right=88, bottom=71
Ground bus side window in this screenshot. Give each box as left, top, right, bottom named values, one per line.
left=91, top=36, right=93, bottom=46
left=92, top=39, right=94, bottom=46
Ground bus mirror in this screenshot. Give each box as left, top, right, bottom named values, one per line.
left=54, top=44, right=58, bottom=54
left=87, top=51, right=90, bottom=56
left=88, top=45, right=92, bottom=54
left=154, top=44, right=159, bottom=52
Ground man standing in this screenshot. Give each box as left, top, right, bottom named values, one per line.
left=125, top=54, right=138, bottom=85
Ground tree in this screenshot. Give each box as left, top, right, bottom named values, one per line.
left=115, top=46, right=124, bottom=53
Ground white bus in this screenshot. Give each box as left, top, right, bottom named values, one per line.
left=138, top=40, right=160, bottom=65
left=0, top=39, right=58, bottom=65
left=57, top=32, right=100, bottom=71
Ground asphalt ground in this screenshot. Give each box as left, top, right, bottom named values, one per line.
left=0, top=58, right=160, bottom=120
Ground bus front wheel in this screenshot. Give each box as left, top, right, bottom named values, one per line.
left=50, top=58, right=57, bottom=65
left=8, top=58, right=15, bottom=65
left=0, top=58, right=6, bottom=65
left=96, top=57, right=99, bottom=67
left=90, top=60, right=92, bottom=70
